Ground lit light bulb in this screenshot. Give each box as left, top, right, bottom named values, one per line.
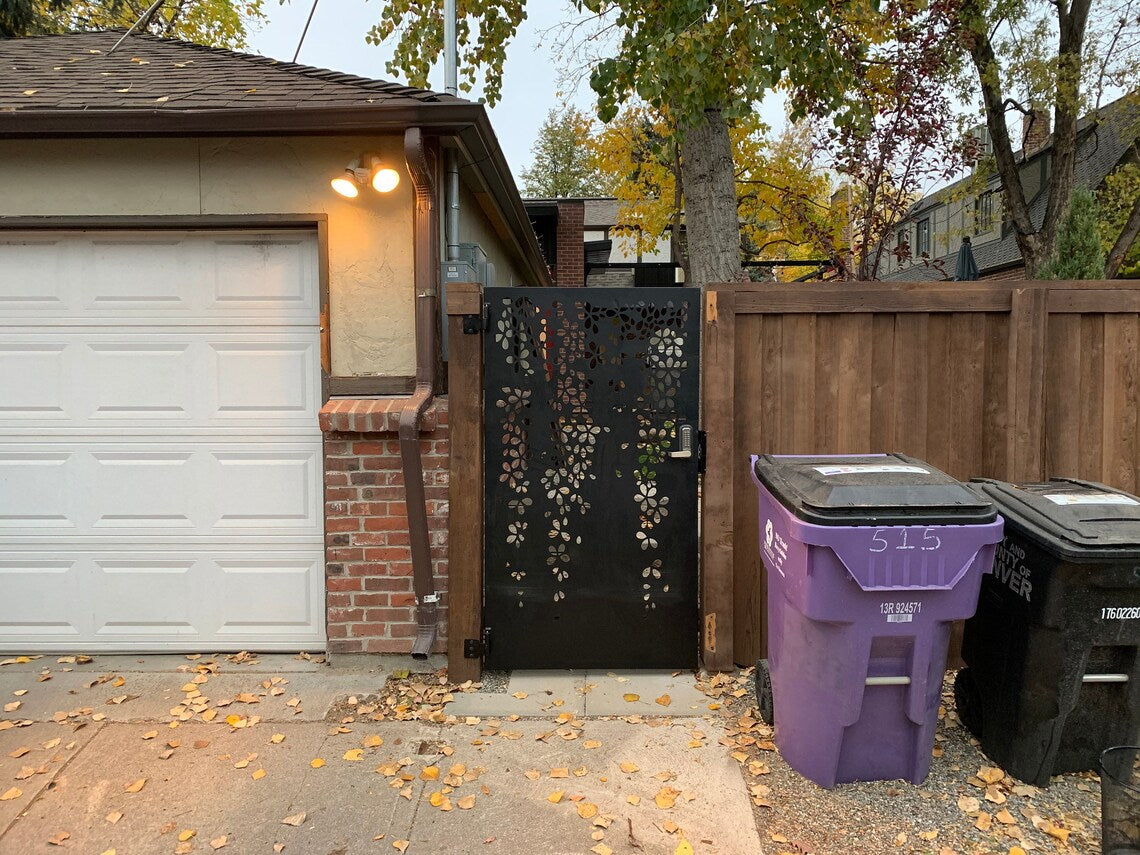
left=331, top=171, right=359, bottom=198
left=371, top=167, right=400, bottom=193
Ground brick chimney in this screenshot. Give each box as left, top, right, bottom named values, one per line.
left=1021, top=108, right=1051, bottom=158
left=554, top=199, right=585, bottom=287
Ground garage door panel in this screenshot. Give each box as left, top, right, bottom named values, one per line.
left=0, top=231, right=318, bottom=323
left=0, top=331, right=320, bottom=432
left=0, top=550, right=325, bottom=649
left=0, top=442, right=322, bottom=538
left=211, top=341, right=317, bottom=417
left=0, top=452, right=71, bottom=528
left=218, top=558, right=320, bottom=632
left=0, top=559, right=84, bottom=638
left=93, top=559, right=198, bottom=637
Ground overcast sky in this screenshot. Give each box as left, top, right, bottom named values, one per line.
left=248, top=2, right=788, bottom=183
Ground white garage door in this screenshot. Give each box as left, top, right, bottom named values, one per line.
left=0, top=230, right=326, bottom=651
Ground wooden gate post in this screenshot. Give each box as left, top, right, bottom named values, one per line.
left=446, top=282, right=484, bottom=683
left=701, top=285, right=736, bottom=671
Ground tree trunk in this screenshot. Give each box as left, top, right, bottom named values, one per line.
left=1106, top=193, right=1140, bottom=278
left=678, top=109, right=744, bottom=288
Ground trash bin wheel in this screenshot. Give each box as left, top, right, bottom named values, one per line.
left=954, top=667, right=982, bottom=739
left=756, top=659, right=774, bottom=726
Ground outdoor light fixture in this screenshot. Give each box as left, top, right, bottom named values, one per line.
left=371, top=167, right=400, bottom=193
left=330, top=154, right=401, bottom=198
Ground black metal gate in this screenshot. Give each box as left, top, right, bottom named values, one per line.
left=483, top=287, right=700, bottom=669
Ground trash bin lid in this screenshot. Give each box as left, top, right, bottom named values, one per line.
left=753, top=454, right=997, bottom=526
left=973, top=478, right=1140, bottom=559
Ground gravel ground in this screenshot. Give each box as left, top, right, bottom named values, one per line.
left=739, top=671, right=1103, bottom=855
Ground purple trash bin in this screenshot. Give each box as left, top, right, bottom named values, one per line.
left=751, top=454, right=1003, bottom=788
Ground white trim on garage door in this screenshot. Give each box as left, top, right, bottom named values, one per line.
left=0, top=229, right=326, bottom=651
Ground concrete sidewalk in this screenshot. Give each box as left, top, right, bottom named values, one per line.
left=0, top=655, right=763, bottom=855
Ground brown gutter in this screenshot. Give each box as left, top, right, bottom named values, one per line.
left=401, top=126, right=441, bottom=659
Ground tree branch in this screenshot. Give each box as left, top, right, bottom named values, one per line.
left=1106, top=192, right=1140, bottom=278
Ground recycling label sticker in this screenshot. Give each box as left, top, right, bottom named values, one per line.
left=813, top=464, right=929, bottom=476
left=1043, top=492, right=1139, bottom=506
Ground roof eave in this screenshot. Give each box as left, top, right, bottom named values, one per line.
left=0, top=101, right=484, bottom=138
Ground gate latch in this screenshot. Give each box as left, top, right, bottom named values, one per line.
left=463, top=305, right=489, bottom=335
left=668, top=424, right=694, bottom=459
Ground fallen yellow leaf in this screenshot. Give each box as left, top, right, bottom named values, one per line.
left=512, top=691, right=528, bottom=699
left=577, top=802, right=598, bottom=819
left=105, top=811, right=123, bottom=824
left=178, top=830, right=196, bottom=842
left=623, top=693, right=640, bottom=702
left=547, top=790, right=564, bottom=803
left=252, top=769, right=266, bottom=780
left=270, top=734, right=286, bottom=744
left=584, top=740, right=602, bottom=750
left=310, top=758, right=325, bottom=768
left=655, top=786, right=680, bottom=809
left=550, top=768, right=569, bottom=778
left=363, top=735, right=383, bottom=748
left=210, top=836, right=228, bottom=850
left=421, top=766, right=440, bottom=780
left=0, top=787, right=22, bottom=801
left=656, top=694, right=672, bottom=706
left=619, top=761, right=640, bottom=773
left=627, top=795, right=641, bottom=805
left=281, top=812, right=306, bottom=826
left=142, top=730, right=158, bottom=740
left=457, top=795, right=476, bottom=810
left=125, top=779, right=146, bottom=793
left=392, top=842, right=409, bottom=853
left=978, top=766, right=1005, bottom=784
left=591, top=845, right=613, bottom=855
left=674, top=842, right=694, bottom=855
left=343, top=749, right=364, bottom=761
left=524, top=770, right=540, bottom=780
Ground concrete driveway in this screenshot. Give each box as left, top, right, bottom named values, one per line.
left=0, top=655, right=763, bottom=855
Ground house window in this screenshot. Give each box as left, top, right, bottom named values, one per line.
left=916, top=219, right=931, bottom=257
left=975, top=192, right=994, bottom=234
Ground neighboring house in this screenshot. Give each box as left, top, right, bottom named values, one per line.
left=0, top=31, right=549, bottom=656
left=881, top=96, right=1139, bottom=281
left=524, top=196, right=682, bottom=287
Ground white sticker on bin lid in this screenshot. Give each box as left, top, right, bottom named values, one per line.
left=1043, top=492, right=1140, bottom=506
left=813, top=464, right=929, bottom=476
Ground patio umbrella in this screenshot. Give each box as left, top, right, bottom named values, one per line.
left=955, top=236, right=980, bottom=281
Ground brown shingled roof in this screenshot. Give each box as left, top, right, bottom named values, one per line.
left=0, top=29, right=462, bottom=113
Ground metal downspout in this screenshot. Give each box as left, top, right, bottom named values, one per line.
left=401, top=126, right=440, bottom=659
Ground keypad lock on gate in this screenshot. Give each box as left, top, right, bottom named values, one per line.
left=669, top=424, right=694, bottom=459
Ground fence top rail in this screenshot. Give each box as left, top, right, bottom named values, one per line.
left=708, top=279, right=1140, bottom=295
left=707, top=279, right=1140, bottom=315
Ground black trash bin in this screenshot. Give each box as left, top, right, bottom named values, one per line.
left=1101, top=746, right=1140, bottom=854
left=957, top=478, right=1140, bottom=787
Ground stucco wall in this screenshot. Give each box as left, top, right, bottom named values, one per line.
left=457, top=181, right=532, bottom=286
left=0, top=135, right=418, bottom=376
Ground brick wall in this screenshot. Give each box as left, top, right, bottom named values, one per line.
left=555, top=199, right=585, bottom=286
left=981, top=264, right=1026, bottom=281
left=319, top=397, right=449, bottom=654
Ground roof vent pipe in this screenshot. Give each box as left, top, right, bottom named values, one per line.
left=444, top=0, right=461, bottom=263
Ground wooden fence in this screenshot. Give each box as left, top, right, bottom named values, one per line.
left=701, top=279, right=1140, bottom=670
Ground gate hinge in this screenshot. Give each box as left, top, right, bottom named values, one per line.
left=463, top=305, right=489, bottom=335
left=464, top=628, right=491, bottom=659
left=697, top=430, right=707, bottom=473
